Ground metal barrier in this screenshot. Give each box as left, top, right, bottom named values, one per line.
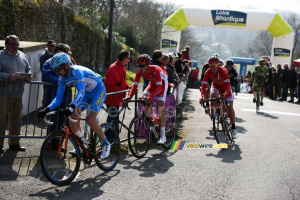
left=0, top=80, right=137, bottom=139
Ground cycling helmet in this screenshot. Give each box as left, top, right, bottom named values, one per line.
left=208, top=56, right=220, bottom=64
left=213, top=53, right=220, bottom=58
left=50, top=52, right=72, bottom=69
left=137, top=54, right=150, bottom=66
left=219, top=59, right=224, bottom=66
left=259, top=59, right=266, bottom=65
left=226, top=59, right=234, bottom=66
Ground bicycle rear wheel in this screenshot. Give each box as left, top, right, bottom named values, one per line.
left=128, top=115, right=150, bottom=158
left=220, top=117, right=234, bottom=148
left=93, top=123, right=120, bottom=172
left=162, top=111, right=176, bottom=150
left=212, top=110, right=221, bottom=144
left=40, top=131, right=81, bottom=186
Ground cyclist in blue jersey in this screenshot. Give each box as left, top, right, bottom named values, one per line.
left=38, top=53, right=111, bottom=159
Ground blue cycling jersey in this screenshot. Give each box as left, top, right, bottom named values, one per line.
left=48, top=65, right=104, bottom=111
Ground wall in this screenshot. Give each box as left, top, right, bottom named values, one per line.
left=0, top=0, right=106, bottom=70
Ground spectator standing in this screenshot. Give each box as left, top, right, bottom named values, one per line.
left=64, top=44, right=76, bottom=65
left=190, top=67, right=199, bottom=89
left=42, top=43, right=73, bottom=142
left=104, top=50, right=130, bottom=135
left=0, top=35, right=32, bottom=153
left=182, top=59, right=190, bottom=84
left=269, top=67, right=279, bottom=100
left=280, top=63, right=290, bottom=101
left=175, top=52, right=183, bottom=78
left=143, top=50, right=163, bottom=91
left=288, top=64, right=297, bottom=103
left=277, top=64, right=283, bottom=98
left=40, top=40, right=56, bottom=71
left=181, top=46, right=190, bottom=61
left=165, top=54, right=179, bottom=90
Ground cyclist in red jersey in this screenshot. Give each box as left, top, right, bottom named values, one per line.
left=200, top=56, right=238, bottom=139
left=125, top=54, right=168, bottom=144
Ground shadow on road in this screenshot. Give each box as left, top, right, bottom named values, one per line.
left=206, top=144, right=242, bottom=163
left=29, top=170, right=120, bottom=199
left=0, top=150, right=19, bottom=181
left=256, top=111, right=279, bottom=119
left=120, top=149, right=176, bottom=177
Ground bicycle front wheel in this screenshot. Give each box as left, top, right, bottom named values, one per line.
left=128, top=115, right=150, bottom=158
left=40, top=131, right=81, bottom=186
left=162, top=111, right=176, bottom=150
left=212, top=111, right=221, bottom=144
left=93, top=123, right=120, bottom=172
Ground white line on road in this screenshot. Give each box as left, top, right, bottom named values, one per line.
left=242, top=108, right=300, bottom=117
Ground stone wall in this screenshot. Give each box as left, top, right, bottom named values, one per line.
left=0, top=0, right=106, bottom=70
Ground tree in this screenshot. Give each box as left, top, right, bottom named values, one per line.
left=286, top=13, right=300, bottom=59
left=180, top=27, right=206, bottom=63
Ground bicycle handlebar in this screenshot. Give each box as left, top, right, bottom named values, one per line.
left=125, top=98, right=151, bottom=106
left=44, top=111, right=79, bottom=125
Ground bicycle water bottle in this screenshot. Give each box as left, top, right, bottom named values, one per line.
left=76, top=131, right=87, bottom=144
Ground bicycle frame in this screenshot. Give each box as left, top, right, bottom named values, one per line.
left=44, top=112, right=95, bottom=158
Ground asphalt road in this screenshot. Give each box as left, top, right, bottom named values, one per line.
left=1, top=89, right=300, bottom=200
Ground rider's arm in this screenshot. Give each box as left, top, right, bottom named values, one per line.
left=128, top=69, right=142, bottom=98
left=223, top=70, right=232, bottom=98
left=48, top=83, right=66, bottom=111
left=265, top=67, right=269, bottom=83
left=201, top=70, right=209, bottom=99
left=234, top=69, right=238, bottom=91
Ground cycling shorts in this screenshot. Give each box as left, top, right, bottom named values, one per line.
left=144, top=72, right=168, bottom=102
left=78, top=82, right=106, bottom=113
left=211, top=86, right=233, bottom=102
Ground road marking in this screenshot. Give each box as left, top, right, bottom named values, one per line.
left=242, top=108, right=300, bottom=117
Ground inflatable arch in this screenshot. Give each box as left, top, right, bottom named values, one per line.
left=160, top=7, right=294, bottom=66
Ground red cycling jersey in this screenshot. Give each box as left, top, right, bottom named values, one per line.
left=201, top=66, right=232, bottom=99
left=129, top=65, right=166, bottom=99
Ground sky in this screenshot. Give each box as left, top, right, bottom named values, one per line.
left=158, top=0, right=300, bottom=14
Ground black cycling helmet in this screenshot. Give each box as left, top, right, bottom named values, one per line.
left=137, top=54, right=150, bottom=67
left=208, top=56, right=219, bottom=64
left=226, top=59, right=234, bottom=67
left=259, top=59, right=266, bottom=65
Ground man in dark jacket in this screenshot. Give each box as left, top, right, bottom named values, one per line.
left=42, top=43, right=73, bottom=140
left=165, top=54, right=179, bottom=89
left=174, top=52, right=183, bottom=78
left=40, top=40, right=56, bottom=71
left=269, top=67, right=280, bottom=99
left=277, top=64, right=283, bottom=98
left=288, top=64, right=297, bottom=103
left=279, top=63, right=290, bottom=101
left=143, top=50, right=163, bottom=91
left=104, top=50, right=130, bottom=135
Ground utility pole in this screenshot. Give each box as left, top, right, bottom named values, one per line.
left=107, top=0, right=114, bottom=68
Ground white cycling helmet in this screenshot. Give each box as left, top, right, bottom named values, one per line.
left=51, top=53, right=72, bottom=69
left=213, top=53, right=220, bottom=58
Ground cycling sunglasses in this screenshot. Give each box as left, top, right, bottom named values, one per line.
left=53, top=63, right=66, bottom=73
left=138, top=64, right=147, bottom=68
left=209, top=64, right=219, bottom=68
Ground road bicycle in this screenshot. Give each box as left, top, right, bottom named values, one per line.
left=202, top=97, right=234, bottom=148
left=40, top=111, right=120, bottom=186
left=126, top=98, right=176, bottom=158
